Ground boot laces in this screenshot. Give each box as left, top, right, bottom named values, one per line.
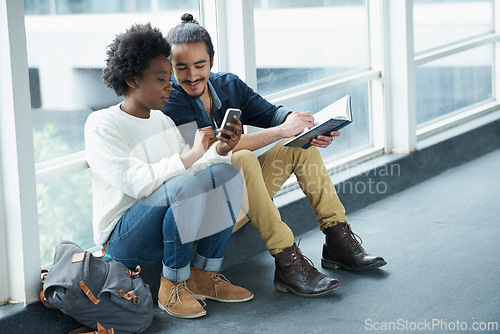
left=210, top=272, right=231, bottom=285
left=209, top=272, right=232, bottom=298
left=168, top=281, right=206, bottom=308
left=342, top=223, right=363, bottom=248
left=291, top=241, right=315, bottom=274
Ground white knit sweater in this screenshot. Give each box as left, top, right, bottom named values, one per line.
left=84, top=104, right=231, bottom=245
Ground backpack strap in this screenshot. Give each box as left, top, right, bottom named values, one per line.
left=79, top=281, right=100, bottom=304
left=126, top=265, right=141, bottom=279
left=119, top=290, right=140, bottom=304
left=38, top=290, right=58, bottom=310
left=69, top=322, right=114, bottom=334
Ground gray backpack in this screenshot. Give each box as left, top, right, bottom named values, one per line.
left=41, top=241, right=154, bottom=334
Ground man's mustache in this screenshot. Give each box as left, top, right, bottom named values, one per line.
left=182, top=78, right=205, bottom=84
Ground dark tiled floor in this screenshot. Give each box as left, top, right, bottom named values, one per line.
left=2, top=149, right=499, bottom=334
left=142, top=150, right=500, bottom=333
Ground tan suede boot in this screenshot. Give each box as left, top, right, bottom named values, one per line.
left=157, top=276, right=206, bottom=318
left=186, top=267, right=254, bottom=303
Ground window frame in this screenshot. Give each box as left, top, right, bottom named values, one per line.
left=415, top=31, right=500, bottom=140
left=2, top=0, right=500, bottom=304
left=1, top=0, right=41, bottom=304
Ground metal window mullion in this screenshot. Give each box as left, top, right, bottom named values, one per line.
left=415, top=32, right=500, bottom=67
left=368, top=0, right=388, bottom=153
left=49, top=0, right=56, bottom=15
left=215, top=0, right=257, bottom=90
left=494, top=0, right=500, bottom=101
left=385, top=0, right=417, bottom=154
left=267, top=69, right=381, bottom=111
left=0, top=0, right=41, bottom=305
left=35, top=151, right=88, bottom=183
left=213, top=0, right=257, bottom=139
left=417, top=99, right=499, bottom=140
left=199, top=0, right=220, bottom=72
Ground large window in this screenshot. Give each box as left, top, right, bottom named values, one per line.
left=288, top=83, right=371, bottom=161
left=37, top=169, right=92, bottom=264
left=253, top=0, right=372, bottom=163
left=4, top=0, right=497, bottom=285
left=24, top=0, right=200, bottom=265
left=253, top=0, right=368, bottom=95
left=416, top=45, right=493, bottom=125
left=413, top=0, right=493, bottom=53
left=24, top=0, right=199, bottom=15
left=413, top=0, right=494, bottom=126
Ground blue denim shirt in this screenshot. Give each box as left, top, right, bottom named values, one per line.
left=162, top=72, right=292, bottom=144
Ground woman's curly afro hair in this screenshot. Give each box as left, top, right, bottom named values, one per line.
left=102, top=23, right=171, bottom=97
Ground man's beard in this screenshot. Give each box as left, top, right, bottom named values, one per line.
left=183, top=79, right=206, bottom=98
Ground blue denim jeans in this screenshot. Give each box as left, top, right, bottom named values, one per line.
left=106, top=163, right=242, bottom=282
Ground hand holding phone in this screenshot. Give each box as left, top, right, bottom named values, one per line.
left=216, top=108, right=242, bottom=156
left=219, top=108, right=242, bottom=139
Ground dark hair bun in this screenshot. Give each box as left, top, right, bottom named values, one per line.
left=181, top=13, right=197, bottom=24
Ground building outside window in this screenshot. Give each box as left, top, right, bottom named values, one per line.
left=413, top=0, right=494, bottom=125
left=253, top=0, right=370, bottom=163
left=253, top=0, right=368, bottom=95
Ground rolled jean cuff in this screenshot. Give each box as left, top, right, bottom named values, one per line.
left=162, top=261, right=191, bottom=282
left=192, top=252, right=223, bottom=272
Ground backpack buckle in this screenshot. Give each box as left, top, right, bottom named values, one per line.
left=79, top=281, right=101, bottom=305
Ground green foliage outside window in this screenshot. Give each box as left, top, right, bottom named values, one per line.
left=34, top=124, right=94, bottom=266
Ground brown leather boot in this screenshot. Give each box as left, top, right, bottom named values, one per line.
left=157, top=277, right=206, bottom=319
left=273, top=243, right=341, bottom=297
left=321, top=222, right=387, bottom=270
left=186, top=267, right=254, bottom=302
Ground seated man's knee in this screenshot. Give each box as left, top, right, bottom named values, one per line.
left=232, top=149, right=260, bottom=171
left=290, top=143, right=320, bottom=157
left=306, top=145, right=321, bottom=157
left=284, top=144, right=322, bottom=168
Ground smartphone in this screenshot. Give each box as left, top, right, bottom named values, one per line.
left=219, top=108, right=241, bottom=139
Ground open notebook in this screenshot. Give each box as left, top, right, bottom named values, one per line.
left=283, top=95, right=352, bottom=149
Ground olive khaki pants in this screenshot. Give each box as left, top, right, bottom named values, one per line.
left=231, top=139, right=347, bottom=255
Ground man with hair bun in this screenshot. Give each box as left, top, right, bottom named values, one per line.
left=163, top=14, right=386, bottom=298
